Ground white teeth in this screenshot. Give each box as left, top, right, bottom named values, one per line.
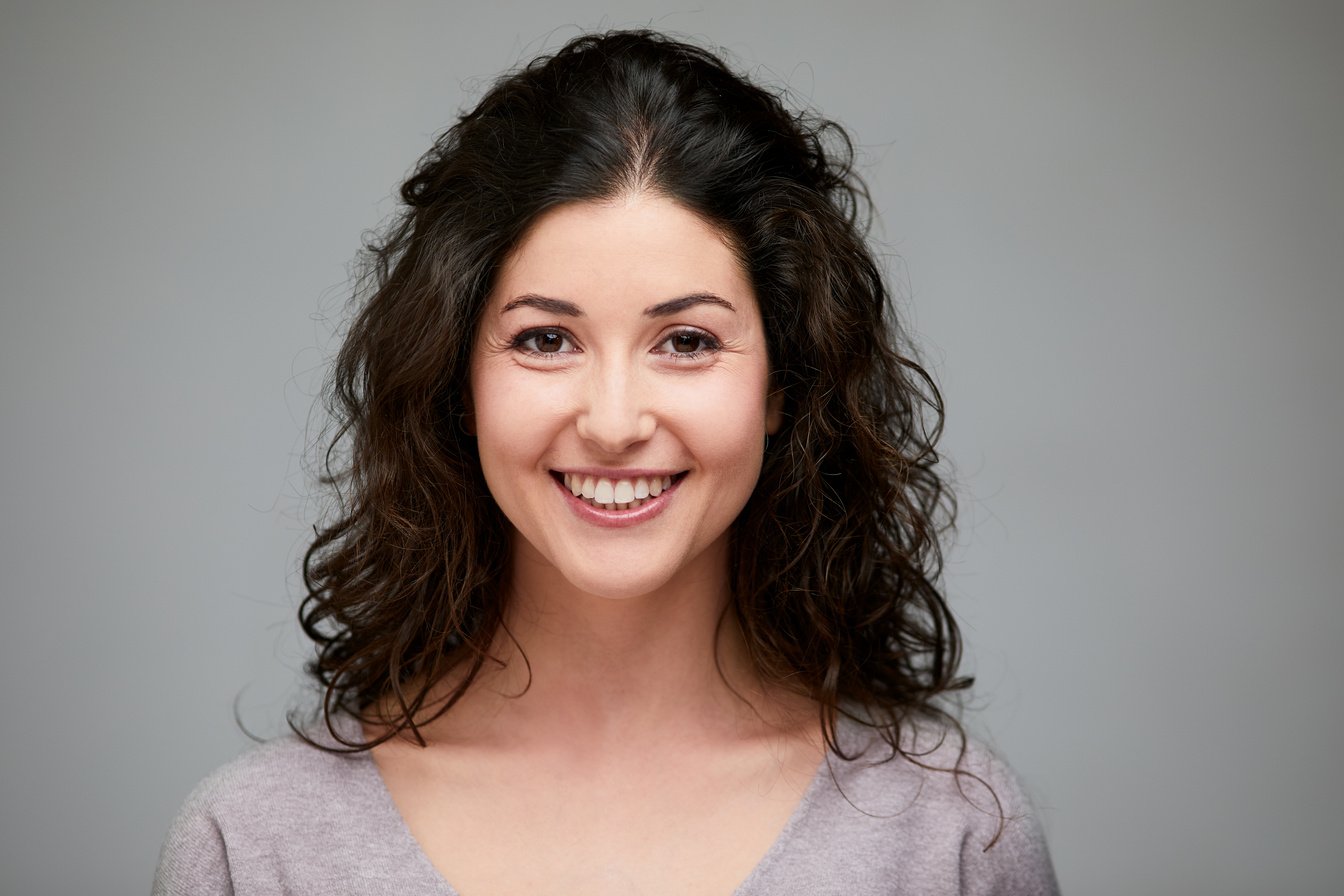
left=560, top=473, right=678, bottom=508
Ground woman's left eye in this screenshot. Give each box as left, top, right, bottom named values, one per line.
left=656, top=329, right=720, bottom=358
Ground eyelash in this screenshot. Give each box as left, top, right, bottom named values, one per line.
left=509, top=328, right=575, bottom=359
left=657, top=329, right=721, bottom=360
left=508, top=327, right=722, bottom=361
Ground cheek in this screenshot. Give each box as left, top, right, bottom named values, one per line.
left=469, top=360, right=565, bottom=483
left=677, top=366, right=771, bottom=471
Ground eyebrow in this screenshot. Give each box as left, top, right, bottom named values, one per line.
left=643, top=293, right=737, bottom=317
left=499, top=292, right=737, bottom=317
left=501, top=294, right=583, bottom=316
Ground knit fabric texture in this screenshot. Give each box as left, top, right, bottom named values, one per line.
left=153, top=712, right=1059, bottom=895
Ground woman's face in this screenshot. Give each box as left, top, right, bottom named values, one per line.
left=469, top=192, right=782, bottom=601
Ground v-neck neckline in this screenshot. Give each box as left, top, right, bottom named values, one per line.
left=337, top=712, right=842, bottom=896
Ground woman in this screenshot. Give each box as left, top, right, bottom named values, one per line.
left=155, top=30, right=1058, bottom=895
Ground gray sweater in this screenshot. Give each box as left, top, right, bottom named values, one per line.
left=153, top=713, right=1059, bottom=895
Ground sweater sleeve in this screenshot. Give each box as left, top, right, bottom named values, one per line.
left=151, top=783, right=235, bottom=896
left=959, top=753, right=1060, bottom=896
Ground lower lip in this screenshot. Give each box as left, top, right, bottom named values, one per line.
left=554, top=475, right=681, bottom=528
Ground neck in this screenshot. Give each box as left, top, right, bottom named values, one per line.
left=408, top=537, right=805, bottom=753
left=498, top=540, right=758, bottom=736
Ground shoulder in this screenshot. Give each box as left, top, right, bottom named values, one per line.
left=153, top=723, right=365, bottom=882
left=836, top=716, right=1038, bottom=835
left=763, top=713, right=1060, bottom=895
left=169, top=718, right=370, bottom=818
left=152, top=716, right=404, bottom=896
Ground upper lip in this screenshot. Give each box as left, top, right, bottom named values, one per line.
left=551, top=467, right=686, bottom=480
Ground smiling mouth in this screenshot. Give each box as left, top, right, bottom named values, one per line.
left=551, top=471, right=687, bottom=510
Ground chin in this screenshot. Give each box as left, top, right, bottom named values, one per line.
left=555, top=563, right=685, bottom=603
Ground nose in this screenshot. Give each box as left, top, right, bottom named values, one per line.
left=575, top=359, right=656, bottom=453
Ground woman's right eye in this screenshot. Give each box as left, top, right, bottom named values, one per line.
left=512, top=328, right=576, bottom=356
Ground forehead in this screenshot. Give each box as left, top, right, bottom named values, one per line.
left=489, top=193, right=753, bottom=309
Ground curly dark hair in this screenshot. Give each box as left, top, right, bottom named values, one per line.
left=298, top=30, right=972, bottom=770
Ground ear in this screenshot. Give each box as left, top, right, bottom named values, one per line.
left=765, top=386, right=784, bottom=436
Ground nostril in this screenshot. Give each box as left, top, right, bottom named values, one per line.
left=574, top=404, right=657, bottom=451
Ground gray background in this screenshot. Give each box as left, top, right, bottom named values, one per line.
left=2, top=1, right=1340, bottom=894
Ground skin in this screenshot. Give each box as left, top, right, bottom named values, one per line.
left=370, top=192, right=821, bottom=896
